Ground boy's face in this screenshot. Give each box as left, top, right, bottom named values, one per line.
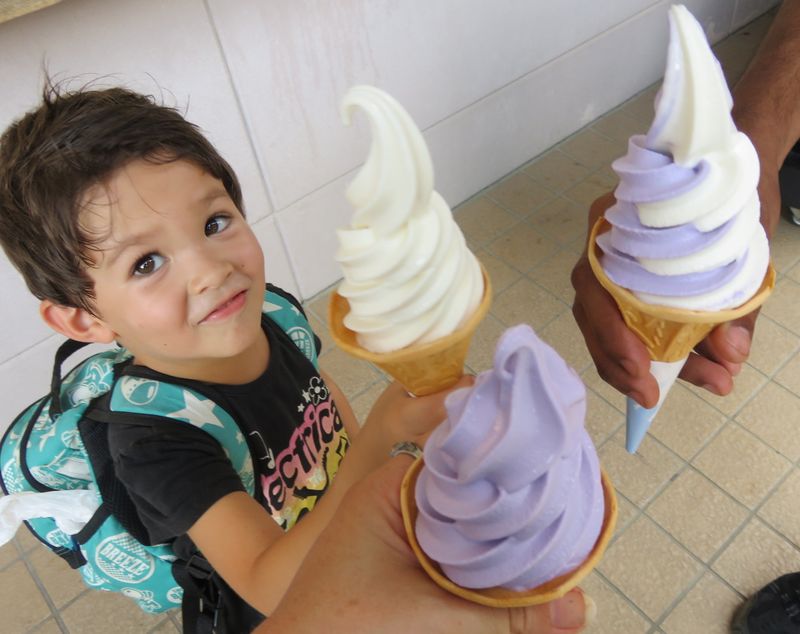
left=81, top=158, right=266, bottom=381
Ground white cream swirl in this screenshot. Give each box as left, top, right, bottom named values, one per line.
left=336, top=85, right=484, bottom=353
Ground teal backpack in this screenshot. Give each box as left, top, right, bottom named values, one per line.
left=0, top=285, right=318, bottom=625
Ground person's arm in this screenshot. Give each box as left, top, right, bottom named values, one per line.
left=732, top=0, right=800, bottom=239
left=257, top=456, right=592, bottom=634
left=188, top=379, right=465, bottom=616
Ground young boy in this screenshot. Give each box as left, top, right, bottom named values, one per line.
left=0, top=84, right=455, bottom=631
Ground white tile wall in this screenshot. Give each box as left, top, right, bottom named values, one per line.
left=0, top=0, right=777, bottom=431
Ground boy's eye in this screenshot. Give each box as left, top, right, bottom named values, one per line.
left=132, top=253, right=165, bottom=276
left=205, top=214, right=231, bottom=236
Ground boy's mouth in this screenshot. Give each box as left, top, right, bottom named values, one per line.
left=199, top=290, right=248, bottom=324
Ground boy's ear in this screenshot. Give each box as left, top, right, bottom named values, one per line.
left=39, top=300, right=117, bottom=344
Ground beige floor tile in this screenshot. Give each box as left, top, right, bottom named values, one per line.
left=454, top=196, right=518, bottom=247
left=598, top=429, right=683, bottom=508
left=563, top=167, right=618, bottom=208
left=474, top=250, right=522, bottom=295
left=661, top=572, right=742, bottom=634
left=769, top=219, right=800, bottom=274
left=304, top=287, right=334, bottom=325
left=28, top=546, right=85, bottom=609
left=747, top=315, right=800, bottom=376
left=0, top=538, right=19, bottom=569
left=646, top=468, right=748, bottom=562
left=487, top=220, right=559, bottom=273
left=581, top=571, right=651, bottom=634
left=486, top=172, right=554, bottom=216
left=559, top=129, right=624, bottom=171
left=693, top=423, right=791, bottom=509
left=775, top=349, right=800, bottom=394
left=591, top=109, right=646, bottom=145
left=528, top=248, right=579, bottom=304
left=713, top=518, right=800, bottom=597
left=735, top=382, right=800, bottom=461
left=787, top=260, right=800, bottom=285
left=347, top=377, right=389, bottom=427
left=613, top=493, right=640, bottom=539
left=60, top=590, right=170, bottom=633
left=686, top=363, right=768, bottom=418
left=619, top=84, right=659, bottom=124
left=538, top=314, right=593, bottom=374
left=490, top=278, right=564, bottom=331
left=318, top=346, right=382, bottom=400
left=523, top=148, right=590, bottom=194
left=581, top=365, right=625, bottom=414
left=29, top=619, right=64, bottom=633
left=464, top=313, right=507, bottom=375
left=597, top=515, right=701, bottom=620
left=16, top=527, right=41, bottom=553
left=0, top=560, right=52, bottom=633
left=758, top=469, right=800, bottom=548
left=527, top=196, right=588, bottom=246
left=150, top=618, right=180, bottom=632
left=647, top=384, right=726, bottom=461
left=584, top=388, right=624, bottom=448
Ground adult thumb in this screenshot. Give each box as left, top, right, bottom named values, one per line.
left=508, top=588, right=595, bottom=633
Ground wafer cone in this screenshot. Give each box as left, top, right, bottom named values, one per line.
left=400, top=457, right=618, bottom=607
left=588, top=217, right=776, bottom=451
left=328, top=264, right=492, bottom=396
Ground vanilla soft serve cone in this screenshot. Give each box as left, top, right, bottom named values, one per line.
left=590, top=5, right=774, bottom=453
left=329, top=85, right=489, bottom=396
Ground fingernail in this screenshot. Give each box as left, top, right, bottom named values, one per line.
left=726, top=326, right=751, bottom=356
left=627, top=391, right=645, bottom=407
left=550, top=589, right=589, bottom=629
left=584, top=594, right=597, bottom=626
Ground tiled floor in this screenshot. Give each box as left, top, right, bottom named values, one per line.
left=2, top=8, right=797, bottom=633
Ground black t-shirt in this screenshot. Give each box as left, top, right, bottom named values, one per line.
left=107, top=295, right=350, bottom=546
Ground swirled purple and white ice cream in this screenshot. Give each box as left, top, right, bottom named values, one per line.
left=414, top=325, right=604, bottom=590
left=596, top=4, right=769, bottom=311
left=335, top=85, right=484, bottom=353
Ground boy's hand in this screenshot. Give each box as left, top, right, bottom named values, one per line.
left=365, top=375, right=476, bottom=447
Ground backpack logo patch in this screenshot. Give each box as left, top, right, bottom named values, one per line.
left=287, top=326, right=314, bottom=361
left=95, top=533, right=156, bottom=584
left=119, top=377, right=159, bottom=406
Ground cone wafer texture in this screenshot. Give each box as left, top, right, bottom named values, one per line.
left=589, top=218, right=775, bottom=363
left=328, top=264, right=491, bottom=396
left=400, top=458, right=618, bottom=608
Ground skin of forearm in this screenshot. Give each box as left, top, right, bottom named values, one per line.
left=733, top=1, right=800, bottom=177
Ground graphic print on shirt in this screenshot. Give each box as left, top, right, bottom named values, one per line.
left=255, top=376, right=349, bottom=530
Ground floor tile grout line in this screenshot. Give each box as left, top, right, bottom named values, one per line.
left=592, top=567, right=657, bottom=631
left=16, top=545, right=71, bottom=633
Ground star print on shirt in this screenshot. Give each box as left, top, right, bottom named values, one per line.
left=166, top=391, right=224, bottom=428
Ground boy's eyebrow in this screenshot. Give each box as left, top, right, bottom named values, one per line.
left=97, top=185, right=233, bottom=268
left=98, top=229, right=160, bottom=268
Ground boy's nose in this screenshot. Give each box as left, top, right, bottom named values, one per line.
left=188, top=251, right=235, bottom=294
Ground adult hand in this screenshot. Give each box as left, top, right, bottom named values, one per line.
left=571, top=191, right=766, bottom=407
left=259, top=456, right=593, bottom=634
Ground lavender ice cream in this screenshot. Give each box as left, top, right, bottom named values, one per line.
left=414, top=325, right=604, bottom=591
left=596, top=4, right=769, bottom=311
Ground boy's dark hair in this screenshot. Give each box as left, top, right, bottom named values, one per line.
left=0, top=81, right=244, bottom=314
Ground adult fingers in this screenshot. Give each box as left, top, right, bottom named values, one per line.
left=572, top=258, right=658, bottom=407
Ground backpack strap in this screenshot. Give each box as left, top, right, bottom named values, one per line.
left=263, top=284, right=319, bottom=368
